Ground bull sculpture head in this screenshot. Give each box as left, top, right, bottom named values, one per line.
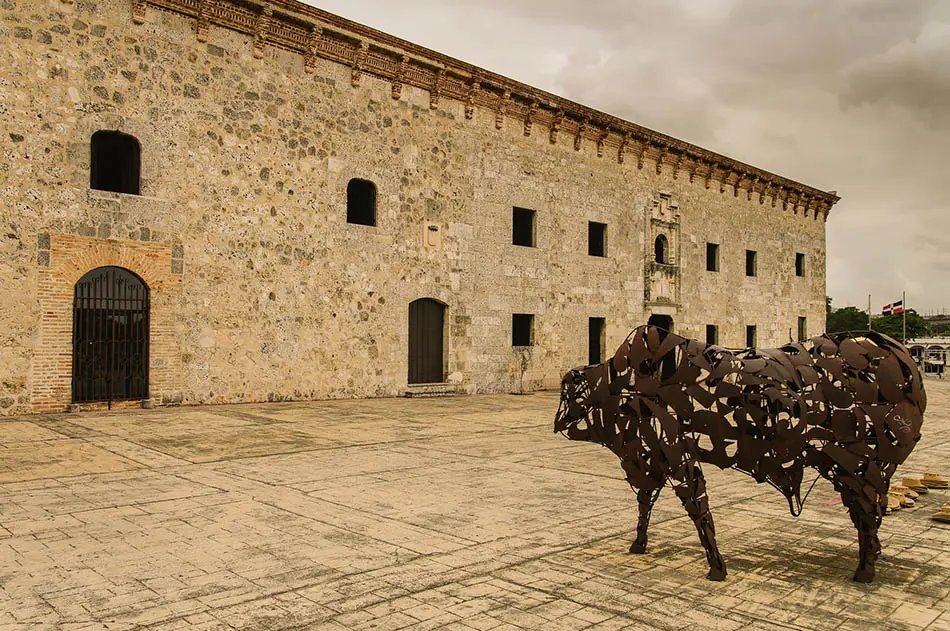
left=554, top=368, right=592, bottom=437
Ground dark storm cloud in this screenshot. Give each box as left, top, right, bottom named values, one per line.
left=313, top=0, right=950, bottom=314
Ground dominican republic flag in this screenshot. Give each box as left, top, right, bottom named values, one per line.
left=882, top=300, right=904, bottom=315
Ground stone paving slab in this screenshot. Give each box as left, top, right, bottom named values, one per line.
left=1, top=380, right=950, bottom=630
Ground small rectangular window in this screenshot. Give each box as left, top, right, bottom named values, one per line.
left=746, top=250, right=757, bottom=277
left=798, top=316, right=807, bottom=341
left=706, top=243, right=719, bottom=272
left=91, top=130, right=141, bottom=195
left=347, top=178, right=377, bottom=226
left=512, top=207, right=536, bottom=247
left=588, top=222, right=607, bottom=257
left=512, top=314, right=534, bottom=347
left=795, top=253, right=805, bottom=277
left=706, top=324, right=719, bottom=345
left=589, top=317, right=605, bottom=365
left=746, top=325, right=757, bottom=348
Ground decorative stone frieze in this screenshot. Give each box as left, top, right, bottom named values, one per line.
left=304, top=25, right=322, bottom=73
left=496, top=90, right=510, bottom=129
left=465, top=73, right=480, bottom=120
left=392, top=55, right=408, bottom=100
left=430, top=68, right=445, bottom=109
left=524, top=101, right=537, bottom=137
left=351, top=40, right=368, bottom=87
left=131, top=0, right=836, bottom=210
left=253, top=4, right=272, bottom=59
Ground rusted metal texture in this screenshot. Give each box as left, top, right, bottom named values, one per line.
left=555, top=324, right=926, bottom=583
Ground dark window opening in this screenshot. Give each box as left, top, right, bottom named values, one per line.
left=588, top=222, right=606, bottom=257
left=647, top=314, right=676, bottom=379
left=706, top=243, right=719, bottom=272
left=746, top=249, right=758, bottom=277
left=798, top=316, right=807, bottom=341
left=706, top=324, right=719, bottom=345
left=90, top=130, right=141, bottom=195
left=654, top=234, right=668, bottom=264
left=746, top=325, right=757, bottom=348
left=647, top=313, right=673, bottom=333
left=512, top=207, right=536, bottom=247
left=512, top=314, right=534, bottom=347
left=795, top=252, right=805, bottom=277
left=347, top=178, right=377, bottom=226
left=588, top=317, right=605, bottom=365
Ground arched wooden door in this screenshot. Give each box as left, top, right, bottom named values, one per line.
left=408, top=298, right=445, bottom=384
left=72, top=266, right=150, bottom=404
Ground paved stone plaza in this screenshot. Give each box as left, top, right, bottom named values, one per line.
left=2, top=381, right=950, bottom=631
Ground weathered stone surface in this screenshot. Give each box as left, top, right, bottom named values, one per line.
left=0, top=0, right=830, bottom=413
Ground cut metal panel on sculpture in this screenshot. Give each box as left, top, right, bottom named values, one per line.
left=555, top=324, right=926, bottom=583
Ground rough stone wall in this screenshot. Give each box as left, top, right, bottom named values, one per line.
left=0, top=0, right=828, bottom=414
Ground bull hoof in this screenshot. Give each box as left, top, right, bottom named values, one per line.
left=852, top=567, right=875, bottom=583
left=706, top=567, right=727, bottom=581
left=629, top=541, right=647, bottom=554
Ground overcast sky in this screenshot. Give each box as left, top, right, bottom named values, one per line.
left=314, top=0, right=950, bottom=315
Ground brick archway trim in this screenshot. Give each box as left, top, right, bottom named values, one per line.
left=55, top=240, right=168, bottom=289
left=32, top=234, right=183, bottom=412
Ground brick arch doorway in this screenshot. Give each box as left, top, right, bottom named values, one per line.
left=72, top=266, right=150, bottom=406
left=408, top=298, right=445, bottom=384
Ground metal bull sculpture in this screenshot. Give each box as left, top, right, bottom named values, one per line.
left=554, top=325, right=926, bottom=582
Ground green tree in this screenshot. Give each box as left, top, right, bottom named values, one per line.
left=871, top=309, right=929, bottom=341
left=929, top=321, right=950, bottom=337
left=827, top=305, right=870, bottom=334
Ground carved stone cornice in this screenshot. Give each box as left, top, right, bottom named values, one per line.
left=135, top=0, right=840, bottom=216
left=132, top=0, right=147, bottom=23
left=303, top=25, right=321, bottom=73
left=351, top=40, right=368, bottom=88
left=252, top=4, right=272, bottom=59
left=496, top=90, right=510, bottom=130
left=524, top=101, right=538, bottom=137
left=465, top=72, right=480, bottom=120
left=430, top=68, right=445, bottom=109
left=596, top=128, right=609, bottom=157
left=550, top=111, right=563, bottom=145
left=617, top=133, right=629, bottom=164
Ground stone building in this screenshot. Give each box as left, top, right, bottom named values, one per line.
left=0, top=0, right=839, bottom=414
left=906, top=338, right=949, bottom=377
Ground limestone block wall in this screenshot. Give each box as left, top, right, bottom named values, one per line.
left=0, top=0, right=830, bottom=414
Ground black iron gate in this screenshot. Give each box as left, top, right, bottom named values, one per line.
left=408, top=298, right=444, bottom=384
left=72, top=266, right=150, bottom=405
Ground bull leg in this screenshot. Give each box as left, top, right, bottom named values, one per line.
left=842, top=488, right=884, bottom=583
left=629, top=485, right=663, bottom=554
left=672, top=461, right=727, bottom=581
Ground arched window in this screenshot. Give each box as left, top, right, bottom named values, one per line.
left=347, top=178, right=377, bottom=226
left=654, top=234, right=668, bottom=264
left=90, top=130, right=141, bottom=195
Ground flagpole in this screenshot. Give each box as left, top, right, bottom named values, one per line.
left=868, top=294, right=872, bottom=331
left=903, top=290, right=907, bottom=343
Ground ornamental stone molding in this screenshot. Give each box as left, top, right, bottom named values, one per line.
left=134, top=0, right=839, bottom=218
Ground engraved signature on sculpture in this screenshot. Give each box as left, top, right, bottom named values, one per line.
left=892, top=414, right=913, bottom=434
